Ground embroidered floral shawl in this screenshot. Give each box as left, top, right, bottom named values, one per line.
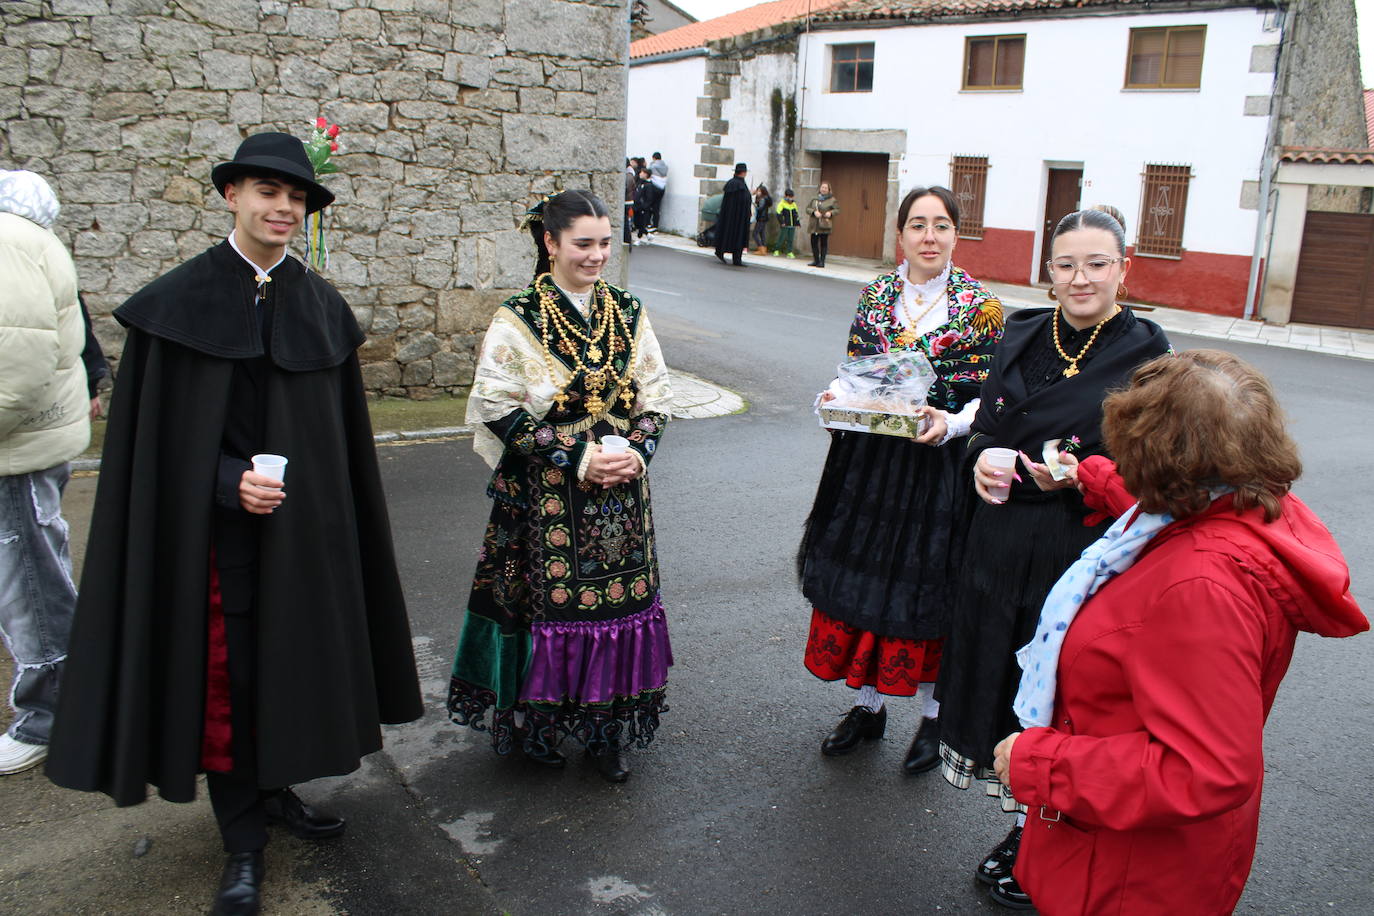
left=847, top=265, right=1004, bottom=410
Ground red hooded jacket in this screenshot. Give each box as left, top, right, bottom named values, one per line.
left=1009, top=456, right=1367, bottom=915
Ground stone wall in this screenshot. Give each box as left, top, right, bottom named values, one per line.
left=1273, top=0, right=1368, bottom=213
left=0, top=0, right=631, bottom=397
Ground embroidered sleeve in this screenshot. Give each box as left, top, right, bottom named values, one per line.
left=484, top=407, right=588, bottom=474
left=466, top=305, right=568, bottom=468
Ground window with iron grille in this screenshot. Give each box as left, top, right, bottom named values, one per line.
left=1136, top=164, right=1192, bottom=258
left=1125, top=26, right=1205, bottom=89
left=830, top=43, right=874, bottom=93
left=963, top=35, right=1025, bottom=90
left=949, top=155, right=989, bottom=239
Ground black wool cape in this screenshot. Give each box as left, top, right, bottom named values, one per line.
left=46, top=243, right=423, bottom=807
left=714, top=176, right=752, bottom=257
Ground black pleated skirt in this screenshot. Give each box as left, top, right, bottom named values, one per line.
left=935, top=490, right=1108, bottom=767
left=797, top=429, right=968, bottom=642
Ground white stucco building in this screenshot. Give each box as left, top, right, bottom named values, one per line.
left=628, top=0, right=1369, bottom=325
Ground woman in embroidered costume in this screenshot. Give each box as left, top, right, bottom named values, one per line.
left=797, top=187, right=1004, bottom=773
left=934, top=208, right=1172, bottom=911
left=448, top=191, right=674, bottom=783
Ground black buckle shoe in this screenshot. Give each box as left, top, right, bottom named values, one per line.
left=211, top=850, right=263, bottom=916
left=523, top=742, right=567, bottom=768
left=975, top=825, right=1022, bottom=885
left=988, top=874, right=1034, bottom=910
left=587, top=741, right=630, bottom=783
left=263, top=787, right=346, bottom=841
left=902, top=716, right=941, bottom=775
left=820, top=705, right=887, bottom=756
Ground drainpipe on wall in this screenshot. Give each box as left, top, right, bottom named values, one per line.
left=797, top=0, right=811, bottom=134
left=1244, top=3, right=1293, bottom=322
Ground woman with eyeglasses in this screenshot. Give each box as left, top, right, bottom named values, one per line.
left=798, top=187, right=1004, bottom=773
left=934, top=207, right=1172, bottom=910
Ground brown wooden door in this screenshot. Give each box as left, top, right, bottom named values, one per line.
left=1039, top=168, right=1083, bottom=283
left=1291, top=211, right=1374, bottom=329
left=819, top=152, right=888, bottom=260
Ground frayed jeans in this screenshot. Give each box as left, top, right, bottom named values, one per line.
left=0, top=463, right=77, bottom=745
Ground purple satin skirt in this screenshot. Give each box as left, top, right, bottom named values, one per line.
left=520, top=599, right=672, bottom=705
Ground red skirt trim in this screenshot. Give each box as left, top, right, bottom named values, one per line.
left=200, top=560, right=233, bottom=773
left=803, top=608, right=941, bottom=696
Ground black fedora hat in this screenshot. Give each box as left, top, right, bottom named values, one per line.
left=211, top=132, right=335, bottom=213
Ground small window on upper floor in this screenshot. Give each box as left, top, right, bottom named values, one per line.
left=963, top=35, right=1025, bottom=90
left=830, top=43, right=874, bottom=93
left=1125, top=26, right=1206, bottom=89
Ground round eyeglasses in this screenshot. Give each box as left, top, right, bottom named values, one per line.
left=1045, top=257, right=1125, bottom=282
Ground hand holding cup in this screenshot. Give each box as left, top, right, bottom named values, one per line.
left=975, top=447, right=1020, bottom=505
left=241, top=454, right=287, bottom=515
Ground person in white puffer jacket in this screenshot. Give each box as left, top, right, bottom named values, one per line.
left=0, top=169, right=89, bottom=776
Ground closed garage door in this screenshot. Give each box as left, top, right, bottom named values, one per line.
left=1290, top=211, right=1374, bottom=329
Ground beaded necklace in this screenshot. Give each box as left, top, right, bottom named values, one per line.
left=1052, top=304, right=1120, bottom=377
left=893, top=263, right=947, bottom=348
left=534, top=272, right=638, bottom=418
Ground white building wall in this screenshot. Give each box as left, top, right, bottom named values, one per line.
left=626, top=54, right=707, bottom=235
left=720, top=52, right=799, bottom=200
left=799, top=8, right=1274, bottom=262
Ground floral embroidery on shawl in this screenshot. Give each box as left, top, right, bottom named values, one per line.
left=846, top=266, right=1004, bottom=410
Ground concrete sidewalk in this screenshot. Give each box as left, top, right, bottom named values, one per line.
left=638, top=230, right=1374, bottom=361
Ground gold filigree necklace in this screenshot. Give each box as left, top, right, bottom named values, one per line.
left=1052, top=305, right=1119, bottom=377
left=534, top=273, right=639, bottom=418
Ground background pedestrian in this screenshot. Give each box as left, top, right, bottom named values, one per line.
left=752, top=184, right=773, bottom=255
left=774, top=188, right=800, bottom=257
left=0, top=169, right=88, bottom=778
left=714, top=163, right=750, bottom=266
left=807, top=181, right=839, bottom=268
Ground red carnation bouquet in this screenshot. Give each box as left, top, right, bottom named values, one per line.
left=303, top=117, right=342, bottom=271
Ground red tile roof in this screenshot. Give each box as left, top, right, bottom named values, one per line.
left=1279, top=146, right=1374, bottom=165
left=630, top=0, right=850, bottom=59
left=814, top=0, right=1156, bottom=22
left=1365, top=88, right=1374, bottom=148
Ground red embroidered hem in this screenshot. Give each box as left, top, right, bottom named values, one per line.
left=803, top=608, right=941, bottom=695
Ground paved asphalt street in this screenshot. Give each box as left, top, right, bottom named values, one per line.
left=5, top=245, right=1372, bottom=915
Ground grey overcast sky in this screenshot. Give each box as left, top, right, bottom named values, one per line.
left=673, top=0, right=1374, bottom=88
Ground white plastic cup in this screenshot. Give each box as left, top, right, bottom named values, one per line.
left=251, top=453, right=288, bottom=487
left=983, top=447, right=1018, bottom=502
left=599, top=435, right=630, bottom=454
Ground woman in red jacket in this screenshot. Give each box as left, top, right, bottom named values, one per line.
left=994, top=350, right=1368, bottom=915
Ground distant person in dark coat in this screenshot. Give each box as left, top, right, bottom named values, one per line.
left=714, top=163, right=751, bottom=267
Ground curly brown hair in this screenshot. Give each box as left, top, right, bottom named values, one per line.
left=1102, top=349, right=1301, bottom=521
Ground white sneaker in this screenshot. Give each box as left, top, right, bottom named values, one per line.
left=0, top=733, right=48, bottom=775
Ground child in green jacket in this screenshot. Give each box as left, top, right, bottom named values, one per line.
left=774, top=189, right=800, bottom=258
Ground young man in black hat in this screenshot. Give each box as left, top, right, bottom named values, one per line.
left=46, top=132, right=423, bottom=916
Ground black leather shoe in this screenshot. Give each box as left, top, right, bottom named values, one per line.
left=715, top=251, right=727, bottom=264
left=975, top=825, right=1022, bottom=885
left=820, top=705, right=886, bottom=756
left=263, top=787, right=346, bottom=840
left=211, top=850, right=263, bottom=916
left=588, top=742, right=630, bottom=783
left=988, top=874, right=1034, bottom=910
left=523, top=743, right=567, bottom=768
left=902, top=716, right=941, bottom=775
